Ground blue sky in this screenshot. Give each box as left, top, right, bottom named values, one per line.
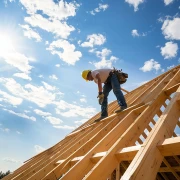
left=0, top=0, right=180, bottom=172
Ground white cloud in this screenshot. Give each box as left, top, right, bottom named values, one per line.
left=34, top=145, right=45, bottom=154
left=3, top=157, right=22, bottom=164
left=34, top=109, right=52, bottom=116
left=13, top=73, right=32, bottom=81
left=3, top=108, right=36, bottom=121
left=80, top=98, right=87, bottom=103
left=54, top=100, right=97, bottom=118
left=167, top=65, right=175, bottom=69
left=90, top=3, right=109, bottom=15
left=53, top=125, right=75, bottom=130
left=162, top=17, right=180, bottom=40
left=0, top=127, right=10, bottom=133
left=131, top=29, right=146, bottom=37
left=161, top=42, right=178, bottom=59
left=81, top=34, right=106, bottom=48
left=0, top=90, right=23, bottom=106
left=132, top=29, right=140, bottom=37
left=74, top=119, right=88, bottom=124
left=38, top=75, right=44, bottom=78
left=140, top=59, right=161, bottom=72
left=0, top=78, right=56, bottom=108
left=90, top=48, right=118, bottom=69
left=45, top=116, right=63, bottom=125
left=20, top=24, right=42, bottom=42
left=42, top=81, right=56, bottom=91
left=20, top=0, right=79, bottom=20
left=47, top=40, right=82, bottom=65
left=49, top=74, right=58, bottom=80
left=25, top=14, right=75, bottom=39
left=93, top=56, right=118, bottom=69
left=0, top=34, right=33, bottom=75
left=96, top=48, right=111, bottom=58
left=125, top=0, right=145, bottom=12
left=16, top=131, right=22, bottom=135
left=55, top=64, right=60, bottom=67
left=164, top=0, right=174, bottom=5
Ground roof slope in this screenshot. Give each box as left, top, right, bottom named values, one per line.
left=3, top=65, right=180, bottom=180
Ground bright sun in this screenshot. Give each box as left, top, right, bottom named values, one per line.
left=0, top=34, right=14, bottom=56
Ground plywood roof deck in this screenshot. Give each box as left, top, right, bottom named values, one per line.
left=3, top=65, right=180, bottom=180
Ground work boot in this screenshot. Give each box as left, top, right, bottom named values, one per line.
left=94, top=116, right=107, bottom=123
left=114, top=106, right=127, bottom=113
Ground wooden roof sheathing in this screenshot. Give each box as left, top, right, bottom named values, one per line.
left=3, top=65, right=180, bottom=180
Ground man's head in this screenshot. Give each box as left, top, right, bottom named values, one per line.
left=81, top=70, right=93, bottom=81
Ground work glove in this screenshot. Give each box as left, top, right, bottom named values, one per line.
left=97, top=92, right=104, bottom=105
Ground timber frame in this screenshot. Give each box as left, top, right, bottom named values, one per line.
left=4, top=65, right=180, bottom=180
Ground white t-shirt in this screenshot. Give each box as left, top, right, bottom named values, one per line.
left=91, top=69, right=112, bottom=83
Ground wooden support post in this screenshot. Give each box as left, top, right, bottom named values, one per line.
left=121, top=86, right=180, bottom=180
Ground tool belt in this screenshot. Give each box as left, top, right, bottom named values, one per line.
left=104, top=68, right=128, bottom=84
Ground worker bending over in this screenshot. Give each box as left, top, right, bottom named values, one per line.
left=82, top=69, right=127, bottom=122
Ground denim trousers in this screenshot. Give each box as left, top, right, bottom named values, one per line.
left=101, top=73, right=127, bottom=117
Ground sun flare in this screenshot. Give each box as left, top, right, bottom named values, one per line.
left=0, top=34, right=15, bottom=56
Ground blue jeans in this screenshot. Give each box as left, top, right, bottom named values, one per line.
left=101, top=73, right=127, bottom=117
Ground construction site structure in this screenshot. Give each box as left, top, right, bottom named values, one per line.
left=3, top=64, right=180, bottom=180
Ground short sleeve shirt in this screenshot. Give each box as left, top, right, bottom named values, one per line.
left=91, top=69, right=112, bottom=83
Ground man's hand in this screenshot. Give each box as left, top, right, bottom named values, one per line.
left=97, top=92, right=104, bottom=105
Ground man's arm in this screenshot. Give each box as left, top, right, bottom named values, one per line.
left=96, top=73, right=102, bottom=93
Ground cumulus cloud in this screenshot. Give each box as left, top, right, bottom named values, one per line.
left=34, top=145, right=45, bottom=154
left=139, top=59, right=161, bottom=72
left=125, top=0, right=145, bottom=12
left=164, top=0, right=174, bottom=5
left=80, top=98, right=87, bottom=103
left=90, top=48, right=118, bottom=69
left=53, top=125, right=75, bottom=130
left=34, top=109, right=62, bottom=125
left=3, top=108, right=36, bottom=121
left=49, top=74, right=58, bottom=80
left=45, top=116, right=63, bottom=125
left=131, top=29, right=140, bottom=37
left=34, top=109, right=52, bottom=116
left=19, top=0, right=80, bottom=39
left=167, top=65, right=175, bottom=69
left=81, top=34, right=106, bottom=48
left=90, top=3, right=109, bottom=15
left=13, top=73, right=32, bottom=81
left=42, top=81, right=56, bottom=91
left=47, top=40, right=82, bottom=65
left=0, top=34, right=33, bottom=75
left=20, top=24, right=42, bottom=42
left=161, top=42, right=178, bottom=59
left=0, top=90, right=23, bottom=106
left=54, top=100, right=97, bottom=118
left=0, top=78, right=56, bottom=108
left=162, top=17, right=180, bottom=40
left=131, top=29, right=147, bottom=37
left=20, top=0, right=79, bottom=20
left=25, top=14, right=75, bottom=39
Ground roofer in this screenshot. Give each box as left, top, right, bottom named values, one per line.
left=81, top=68, right=127, bottom=122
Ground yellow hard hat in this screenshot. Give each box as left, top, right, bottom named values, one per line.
left=81, top=70, right=91, bottom=81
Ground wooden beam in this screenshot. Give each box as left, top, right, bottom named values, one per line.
left=157, top=137, right=180, bottom=156
left=121, top=87, right=129, bottom=94
left=121, top=86, right=180, bottom=180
